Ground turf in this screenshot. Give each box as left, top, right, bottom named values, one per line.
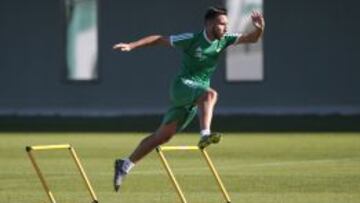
left=0, top=133, right=359, bottom=203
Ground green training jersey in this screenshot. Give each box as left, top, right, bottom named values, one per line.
left=170, top=30, right=240, bottom=86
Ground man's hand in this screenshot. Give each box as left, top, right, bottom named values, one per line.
left=113, top=43, right=132, bottom=52
left=251, top=11, right=265, bottom=30
left=235, top=11, right=265, bottom=44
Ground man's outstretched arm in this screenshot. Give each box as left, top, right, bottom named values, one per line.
left=236, top=11, right=265, bottom=44
left=113, top=35, right=171, bottom=52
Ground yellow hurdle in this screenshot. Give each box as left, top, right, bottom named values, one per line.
left=26, top=144, right=98, bottom=203
left=156, top=145, right=231, bottom=203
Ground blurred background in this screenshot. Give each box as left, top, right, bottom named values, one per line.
left=0, top=0, right=359, bottom=132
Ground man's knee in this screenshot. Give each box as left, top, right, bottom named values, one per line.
left=158, top=134, right=172, bottom=144
left=201, top=89, right=218, bottom=103
left=210, top=89, right=218, bottom=102
left=156, top=131, right=175, bottom=144
left=154, top=123, right=177, bottom=144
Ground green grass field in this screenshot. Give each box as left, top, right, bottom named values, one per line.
left=0, top=133, right=359, bottom=203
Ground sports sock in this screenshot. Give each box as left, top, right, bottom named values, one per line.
left=200, top=129, right=211, bottom=137
left=122, top=158, right=135, bottom=174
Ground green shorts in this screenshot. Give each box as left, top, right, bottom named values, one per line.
left=162, top=78, right=209, bottom=132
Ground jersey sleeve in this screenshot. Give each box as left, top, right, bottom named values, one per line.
left=170, top=33, right=194, bottom=50
left=224, top=33, right=242, bottom=47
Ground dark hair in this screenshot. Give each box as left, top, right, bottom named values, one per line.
left=204, top=6, right=227, bottom=22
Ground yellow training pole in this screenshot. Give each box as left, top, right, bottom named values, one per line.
left=201, top=149, right=231, bottom=203
left=157, top=145, right=232, bottom=203
left=156, top=147, right=187, bottom=203
left=160, top=146, right=199, bottom=151
left=25, top=144, right=98, bottom=203
left=69, top=147, right=98, bottom=203
left=29, top=144, right=71, bottom=151
left=26, top=147, right=57, bottom=203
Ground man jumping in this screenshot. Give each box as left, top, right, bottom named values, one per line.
left=112, top=6, right=265, bottom=192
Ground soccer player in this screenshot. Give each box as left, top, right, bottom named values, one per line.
left=112, top=6, right=265, bottom=192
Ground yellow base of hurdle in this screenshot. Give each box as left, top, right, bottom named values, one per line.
left=156, top=146, right=231, bottom=203
left=25, top=144, right=98, bottom=203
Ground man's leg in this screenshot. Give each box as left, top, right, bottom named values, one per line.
left=113, top=122, right=177, bottom=191
left=197, top=88, right=221, bottom=149
left=197, top=88, right=218, bottom=131
left=129, top=122, right=177, bottom=163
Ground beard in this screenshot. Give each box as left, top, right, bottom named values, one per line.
left=212, top=27, right=224, bottom=40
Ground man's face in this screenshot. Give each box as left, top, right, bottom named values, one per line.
left=208, top=14, right=228, bottom=40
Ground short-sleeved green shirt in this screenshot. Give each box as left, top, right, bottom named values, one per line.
left=163, top=30, right=240, bottom=131
left=171, top=31, right=239, bottom=86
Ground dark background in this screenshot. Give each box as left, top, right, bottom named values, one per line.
left=0, top=0, right=359, bottom=131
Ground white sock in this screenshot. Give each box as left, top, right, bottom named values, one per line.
left=200, top=129, right=211, bottom=137
left=122, top=158, right=135, bottom=174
